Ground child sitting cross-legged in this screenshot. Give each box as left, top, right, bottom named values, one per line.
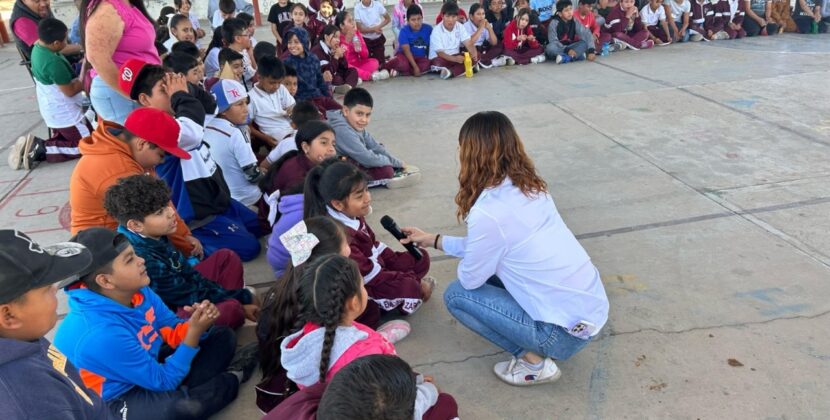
left=546, top=0, right=598, bottom=64
left=8, top=18, right=91, bottom=170
left=0, top=230, right=111, bottom=419
left=305, top=159, right=435, bottom=316
left=248, top=56, right=297, bottom=154
left=267, top=354, right=459, bottom=420
left=336, top=11, right=391, bottom=81
left=383, top=5, right=434, bottom=77
left=429, top=2, right=480, bottom=79
left=283, top=27, right=344, bottom=115
left=327, top=88, right=421, bottom=188
left=464, top=3, right=507, bottom=68
left=104, top=174, right=260, bottom=329
left=503, top=8, right=547, bottom=64
left=599, top=0, right=654, bottom=49
left=255, top=218, right=410, bottom=412
left=55, top=227, right=258, bottom=419
left=311, top=25, right=361, bottom=93
left=641, top=0, right=674, bottom=45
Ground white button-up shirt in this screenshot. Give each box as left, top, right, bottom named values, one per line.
left=442, top=178, right=609, bottom=335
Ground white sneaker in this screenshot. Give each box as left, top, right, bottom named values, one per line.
left=402, top=164, right=420, bottom=174
left=491, top=56, right=508, bottom=67
left=613, top=37, right=638, bottom=51
left=333, top=84, right=352, bottom=95
left=357, top=78, right=363, bottom=86
left=371, top=69, right=390, bottom=81
left=505, top=56, right=516, bottom=66
left=531, top=54, right=546, bottom=64
left=389, top=69, right=399, bottom=78
left=493, top=357, right=562, bottom=386
left=478, top=60, right=493, bottom=69
left=385, top=171, right=421, bottom=189
left=376, top=320, right=411, bottom=344
left=713, top=30, right=730, bottom=40
left=689, top=33, right=704, bottom=42
left=439, top=67, right=452, bottom=80
left=7, top=135, right=28, bottom=170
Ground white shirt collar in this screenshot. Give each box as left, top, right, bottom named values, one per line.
left=320, top=40, right=332, bottom=55
left=327, top=206, right=361, bottom=230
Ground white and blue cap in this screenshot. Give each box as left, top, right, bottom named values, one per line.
left=210, top=79, right=249, bottom=114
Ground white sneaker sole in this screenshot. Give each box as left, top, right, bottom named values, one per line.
left=385, top=172, right=421, bottom=189
left=7, top=136, right=27, bottom=170
left=494, top=365, right=563, bottom=386
left=22, top=135, right=38, bottom=170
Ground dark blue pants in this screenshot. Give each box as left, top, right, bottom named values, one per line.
left=107, top=327, right=240, bottom=420
left=194, top=199, right=263, bottom=262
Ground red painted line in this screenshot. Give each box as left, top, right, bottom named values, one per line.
left=16, top=188, right=70, bottom=197
left=0, top=178, right=31, bottom=211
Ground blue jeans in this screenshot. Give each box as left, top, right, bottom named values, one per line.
left=444, top=276, right=591, bottom=360
left=90, top=75, right=137, bottom=125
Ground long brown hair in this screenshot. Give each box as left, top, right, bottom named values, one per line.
left=455, top=111, right=547, bottom=220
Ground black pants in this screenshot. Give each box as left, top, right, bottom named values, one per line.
left=743, top=17, right=780, bottom=36
left=793, top=15, right=830, bottom=33
left=107, top=327, right=239, bottom=420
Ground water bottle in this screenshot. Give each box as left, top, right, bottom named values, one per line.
left=601, top=42, right=610, bottom=56
left=464, top=52, right=473, bottom=78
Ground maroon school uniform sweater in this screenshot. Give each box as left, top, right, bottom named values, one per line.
left=601, top=5, right=646, bottom=34
left=273, top=153, right=314, bottom=194
left=310, top=43, right=352, bottom=80
left=342, top=216, right=385, bottom=283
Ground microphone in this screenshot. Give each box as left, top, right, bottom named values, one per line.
left=380, top=215, right=422, bottom=260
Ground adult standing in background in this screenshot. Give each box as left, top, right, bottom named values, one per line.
left=10, top=0, right=82, bottom=63
left=402, top=111, right=609, bottom=387
left=81, top=0, right=158, bottom=124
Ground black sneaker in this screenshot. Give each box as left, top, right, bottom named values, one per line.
left=22, top=136, right=45, bottom=170
left=227, top=342, right=259, bottom=383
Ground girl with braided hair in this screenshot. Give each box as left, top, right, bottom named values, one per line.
left=279, top=254, right=397, bottom=389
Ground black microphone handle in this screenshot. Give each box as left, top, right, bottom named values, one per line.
left=381, top=216, right=423, bottom=260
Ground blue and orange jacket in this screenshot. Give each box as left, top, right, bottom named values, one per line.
left=54, top=287, right=199, bottom=401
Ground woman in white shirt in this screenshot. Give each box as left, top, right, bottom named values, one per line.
left=403, top=111, right=609, bottom=386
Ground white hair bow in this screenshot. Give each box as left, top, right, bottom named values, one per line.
left=264, top=190, right=281, bottom=227
left=279, top=220, right=320, bottom=266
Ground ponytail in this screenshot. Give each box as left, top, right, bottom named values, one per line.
left=259, top=150, right=300, bottom=194
left=303, top=158, right=369, bottom=219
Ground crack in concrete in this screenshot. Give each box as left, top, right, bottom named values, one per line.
left=411, top=350, right=505, bottom=369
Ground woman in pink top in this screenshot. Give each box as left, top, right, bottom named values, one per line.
left=81, top=0, right=159, bottom=124
left=335, top=10, right=388, bottom=81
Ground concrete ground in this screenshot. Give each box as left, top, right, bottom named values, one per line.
left=1, top=7, right=829, bottom=418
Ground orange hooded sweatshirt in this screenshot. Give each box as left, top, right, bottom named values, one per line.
left=69, top=120, right=194, bottom=254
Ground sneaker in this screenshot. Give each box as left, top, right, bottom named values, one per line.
left=689, top=32, right=704, bottom=42
left=713, top=30, right=730, bottom=40
left=333, top=84, right=352, bottom=95
left=491, top=56, right=508, bottom=67
left=656, top=40, right=671, bottom=46
left=586, top=51, right=597, bottom=61
left=402, top=164, right=420, bottom=174
left=478, top=60, right=493, bottom=69
left=227, top=342, right=259, bottom=383
left=613, top=37, right=638, bottom=50
left=371, top=69, right=390, bottom=81
left=377, top=320, right=411, bottom=344
left=22, top=135, right=43, bottom=170
left=389, top=69, right=399, bottom=78
left=610, top=40, right=625, bottom=51
left=472, top=63, right=480, bottom=73
left=505, top=56, right=516, bottom=66
left=555, top=54, right=571, bottom=64
left=357, top=78, right=363, bottom=86
left=385, top=171, right=421, bottom=189
left=7, top=135, right=28, bottom=170
left=641, top=39, right=655, bottom=49
left=439, top=67, right=452, bottom=80
left=531, top=54, right=546, bottom=64
left=420, top=275, right=436, bottom=302
left=493, top=357, right=562, bottom=386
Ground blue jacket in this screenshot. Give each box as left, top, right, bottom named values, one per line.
left=118, top=226, right=253, bottom=309
left=54, top=287, right=199, bottom=400
left=0, top=337, right=113, bottom=419
left=283, top=27, right=331, bottom=101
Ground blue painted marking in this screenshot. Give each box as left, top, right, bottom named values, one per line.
left=725, top=98, right=757, bottom=109
left=759, top=303, right=810, bottom=317
left=734, top=288, right=784, bottom=303
left=587, top=335, right=611, bottom=420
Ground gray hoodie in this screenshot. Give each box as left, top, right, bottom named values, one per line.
left=280, top=325, right=370, bottom=387
left=327, top=110, right=405, bottom=169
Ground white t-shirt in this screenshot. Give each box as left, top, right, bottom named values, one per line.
left=249, top=84, right=296, bottom=140
left=212, top=10, right=231, bottom=29
left=205, top=48, right=220, bottom=78
left=354, top=0, right=389, bottom=40
left=429, top=21, right=470, bottom=59
left=34, top=81, right=85, bottom=128
left=204, top=117, right=263, bottom=206
left=265, top=131, right=298, bottom=164
left=641, top=4, right=667, bottom=26
left=463, top=20, right=492, bottom=47
left=665, top=0, right=691, bottom=22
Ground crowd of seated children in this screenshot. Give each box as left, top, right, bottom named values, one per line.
left=429, top=3, right=480, bottom=79
left=9, top=18, right=91, bottom=171
left=328, top=88, right=421, bottom=188
left=546, top=0, right=597, bottom=63
left=354, top=0, right=392, bottom=65
left=281, top=3, right=321, bottom=53
left=466, top=3, right=507, bottom=67
left=337, top=10, right=391, bottom=81
left=175, top=0, right=206, bottom=47
left=249, top=56, right=297, bottom=151
left=55, top=227, right=258, bottom=419
left=312, top=25, right=362, bottom=93
left=383, top=5, right=434, bottom=76
left=213, top=0, right=237, bottom=29
left=104, top=175, right=259, bottom=330
left=163, top=13, right=196, bottom=51
left=283, top=27, right=344, bottom=114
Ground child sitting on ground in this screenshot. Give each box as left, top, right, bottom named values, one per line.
left=164, top=13, right=196, bottom=51
left=392, top=0, right=423, bottom=47
left=282, top=3, right=321, bottom=52
left=337, top=11, right=391, bottom=81
left=600, top=0, right=654, bottom=49
left=223, top=18, right=257, bottom=85
left=503, top=8, right=547, bottom=64
left=703, top=0, right=731, bottom=39
left=665, top=0, right=692, bottom=42
left=546, top=0, right=597, bottom=63
left=429, top=2, right=480, bottom=79
left=327, top=88, right=420, bottom=188
left=724, top=0, right=747, bottom=38
left=305, top=159, right=434, bottom=315
left=104, top=175, right=260, bottom=329
left=435, top=0, right=469, bottom=23
left=175, top=0, right=205, bottom=47
left=792, top=0, right=823, bottom=33
left=486, top=0, right=513, bottom=42
left=254, top=41, right=278, bottom=65
left=9, top=18, right=90, bottom=170
left=267, top=354, right=458, bottom=420
left=314, top=0, right=339, bottom=36
left=164, top=51, right=204, bottom=85
left=0, top=230, right=110, bottom=419
left=575, top=0, right=602, bottom=49
left=742, top=0, right=781, bottom=36
left=515, top=0, right=549, bottom=44
left=384, top=5, right=433, bottom=76
left=206, top=47, right=246, bottom=90
left=465, top=3, right=507, bottom=67
left=641, top=0, right=673, bottom=44
left=312, top=25, right=361, bottom=93
left=237, top=12, right=259, bottom=46
left=283, top=64, right=300, bottom=97
left=206, top=80, right=265, bottom=208
left=688, top=0, right=709, bottom=39
left=213, top=0, right=236, bottom=29
left=283, top=27, right=344, bottom=115
left=249, top=56, right=297, bottom=150
left=55, top=227, right=258, bottom=419
left=262, top=100, right=323, bottom=167
left=354, top=0, right=392, bottom=65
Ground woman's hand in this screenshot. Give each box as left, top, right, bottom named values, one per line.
left=400, top=227, right=436, bottom=248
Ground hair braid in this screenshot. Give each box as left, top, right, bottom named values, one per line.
left=318, top=270, right=348, bottom=382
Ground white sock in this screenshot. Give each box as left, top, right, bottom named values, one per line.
left=520, top=358, right=544, bottom=371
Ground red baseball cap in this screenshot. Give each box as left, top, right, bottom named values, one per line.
left=123, top=108, right=191, bottom=160
left=119, top=58, right=150, bottom=100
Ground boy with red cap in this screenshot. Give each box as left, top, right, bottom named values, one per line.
left=69, top=107, right=204, bottom=258
left=0, top=230, right=113, bottom=419
left=117, top=58, right=264, bottom=262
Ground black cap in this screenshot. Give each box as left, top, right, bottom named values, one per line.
left=0, top=230, right=93, bottom=304
left=69, top=228, right=131, bottom=283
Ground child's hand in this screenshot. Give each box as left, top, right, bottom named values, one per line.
left=411, top=64, right=421, bottom=76
left=165, top=73, right=189, bottom=95
left=399, top=227, right=435, bottom=248
left=323, top=70, right=333, bottom=82
left=186, top=235, right=204, bottom=259
left=243, top=304, right=260, bottom=322
left=334, top=46, right=346, bottom=58
left=186, top=300, right=218, bottom=334
left=567, top=49, right=577, bottom=58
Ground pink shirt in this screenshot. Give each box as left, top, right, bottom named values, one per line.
left=12, top=17, right=38, bottom=46
left=89, top=0, right=160, bottom=79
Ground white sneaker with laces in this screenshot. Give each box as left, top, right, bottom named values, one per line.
left=491, top=56, right=507, bottom=67
left=7, top=135, right=27, bottom=170
left=439, top=68, right=452, bottom=79
left=531, top=54, right=546, bottom=64
left=385, top=171, right=422, bottom=189
left=613, top=37, right=638, bottom=50
left=493, top=357, right=562, bottom=386
left=371, top=69, right=390, bottom=81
